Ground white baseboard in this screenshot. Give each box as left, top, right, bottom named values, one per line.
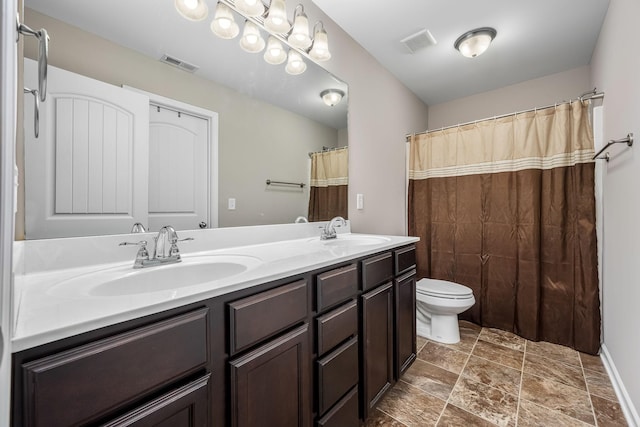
left=600, top=343, right=640, bottom=427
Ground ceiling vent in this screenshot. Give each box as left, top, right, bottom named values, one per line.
left=400, top=29, right=437, bottom=54
left=159, top=54, right=199, bottom=73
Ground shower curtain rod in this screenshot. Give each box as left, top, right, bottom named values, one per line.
left=405, top=90, right=605, bottom=142
left=308, top=145, right=348, bottom=158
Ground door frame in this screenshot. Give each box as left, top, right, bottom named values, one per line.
left=123, top=86, right=219, bottom=229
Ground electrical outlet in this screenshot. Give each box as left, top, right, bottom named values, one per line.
left=356, top=193, right=364, bottom=210
left=228, top=198, right=236, bottom=210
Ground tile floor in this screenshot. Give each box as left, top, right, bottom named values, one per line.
left=366, top=321, right=628, bottom=426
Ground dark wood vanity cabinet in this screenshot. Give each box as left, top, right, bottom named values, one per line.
left=12, top=244, right=417, bottom=427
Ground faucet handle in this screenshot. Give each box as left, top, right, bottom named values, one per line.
left=119, top=240, right=150, bottom=268
left=168, top=237, right=194, bottom=258
left=119, top=240, right=148, bottom=247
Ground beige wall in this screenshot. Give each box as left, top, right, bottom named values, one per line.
left=21, top=9, right=339, bottom=234
left=427, top=66, right=591, bottom=130
left=301, top=1, right=430, bottom=235
left=591, top=0, right=640, bottom=420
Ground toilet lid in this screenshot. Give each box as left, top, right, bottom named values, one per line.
left=417, top=279, right=474, bottom=298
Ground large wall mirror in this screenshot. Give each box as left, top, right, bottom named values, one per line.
left=20, top=0, right=348, bottom=239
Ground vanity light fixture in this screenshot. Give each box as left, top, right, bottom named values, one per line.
left=454, top=27, right=497, bottom=58
left=211, top=2, right=240, bottom=39
left=175, top=0, right=333, bottom=76
left=174, top=0, right=209, bottom=21
left=320, top=89, right=344, bottom=107
left=264, top=0, right=291, bottom=33
left=240, top=20, right=265, bottom=52
left=264, top=36, right=287, bottom=64
left=285, top=50, right=306, bottom=75
left=309, top=21, right=331, bottom=61
left=287, top=5, right=312, bottom=49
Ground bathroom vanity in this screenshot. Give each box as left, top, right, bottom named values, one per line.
left=10, top=224, right=417, bottom=426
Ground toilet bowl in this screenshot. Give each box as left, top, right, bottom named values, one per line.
left=416, top=278, right=475, bottom=344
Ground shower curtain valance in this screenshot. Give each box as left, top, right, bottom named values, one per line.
left=408, top=101, right=601, bottom=354
left=308, top=147, right=348, bottom=221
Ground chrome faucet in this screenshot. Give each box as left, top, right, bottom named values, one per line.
left=130, top=222, right=146, bottom=233
left=321, top=216, right=347, bottom=240
left=120, top=225, right=194, bottom=269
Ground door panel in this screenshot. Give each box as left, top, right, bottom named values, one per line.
left=24, top=59, right=149, bottom=238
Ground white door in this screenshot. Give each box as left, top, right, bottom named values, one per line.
left=24, top=59, right=149, bottom=238
left=147, top=105, right=209, bottom=231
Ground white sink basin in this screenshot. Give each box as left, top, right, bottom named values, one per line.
left=48, top=255, right=263, bottom=297
left=307, top=234, right=392, bottom=247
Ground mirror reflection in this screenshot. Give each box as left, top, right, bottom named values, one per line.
left=20, top=0, right=348, bottom=239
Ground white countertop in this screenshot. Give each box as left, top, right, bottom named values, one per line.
left=12, top=228, right=418, bottom=353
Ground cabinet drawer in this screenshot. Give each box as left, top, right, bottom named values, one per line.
left=103, top=374, right=210, bottom=427
left=22, top=308, right=209, bottom=427
left=316, top=387, right=359, bottom=427
left=316, top=264, right=358, bottom=312
left=394, top=245, right=416, bottom=276
left=317, top=337, right=359, bottom=415
left=316, top=300, right=357, bottom=356
left=229, top=280, right=308, bottom=355
left=361, top=252, right=393, bottom=291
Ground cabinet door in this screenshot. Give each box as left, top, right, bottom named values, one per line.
left=361, top=282, right=394, bottom=418
left=395, top=271, right=417, bottom=379
left=230, top=324, right=310, bottom=427
left=103, top=374, right=210, bottom=427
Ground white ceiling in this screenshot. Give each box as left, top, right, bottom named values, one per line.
left=24, top=0, right=349, bottom=129
left=312, top=0, right=610, bottom=105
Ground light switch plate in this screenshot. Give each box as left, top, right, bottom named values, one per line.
left=356, top=193, right=364, bottom=210
left=228, top=198, right=236, bottom=210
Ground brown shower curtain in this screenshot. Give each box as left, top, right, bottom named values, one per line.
left=408, top=102, right=601, bottom=354
left=308, top=148, right=348, bottom=221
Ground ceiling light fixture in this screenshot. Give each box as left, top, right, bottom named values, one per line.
left=320, top=89, right=344, bottom=107
left=211, top=2, right=240, bottom=39
left=174, top=0, right=208, bottom=21
left=175, top=0, right=332, bottom=76
left=454, top=27, right=497, bottom=58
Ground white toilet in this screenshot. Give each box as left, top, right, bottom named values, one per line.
left=416, top=278, right=476, bottom=344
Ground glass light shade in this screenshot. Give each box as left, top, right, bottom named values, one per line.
left=287, top=6, right=311, bottom=49
left=174, top=0, right=208, bottom=21
left=240, top=21, right=266, bottom=53
left=320, top=89, right=344, bottom=106
left=235, top=0, right=265, bottom=17
left=211, top=3, right=240, bottom=39
left=285, top=50, right=306, bottom=75
left=264, top=0, right=291, bottom=33
left=263, top=36, right=287, bottom=64
left=309, top=24, right=331, bottom=61
left=454, top=28, right=496, bottom=58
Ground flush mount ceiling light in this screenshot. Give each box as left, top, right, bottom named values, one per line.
left=174, top=0, right=208, bottom=21
left=320, top=89, right=344, bottom=107
left=454, top=27, right=497, bottom=58
left=175, top=0, right=332, bottom=76
left=211, top=2, right=240, bottom=39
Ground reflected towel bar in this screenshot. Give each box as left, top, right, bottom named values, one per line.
left=266, top=179, right=305, bottom=188
left=593, top=133, right=633, bottom=161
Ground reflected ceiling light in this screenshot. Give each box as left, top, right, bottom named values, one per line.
left=264, top=36, right=287, bottom=64
left=211, top=2, right=240, bottom=39
left=309, top=21, right=331, bottom=62
left=320, top=89, right=344, bottom=107
left=287, top=5, right=312, bottom=49
left=454, top=27, right=497, bottom=58
left=264, top=0, right=291, bottom=34
left=235, top=0, right=264, bottom=17
left=174, top=0, right=208, bottom=21
left=240, top=20, right=266, bottom=53
left=285, top=50, right=307, bottom=75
